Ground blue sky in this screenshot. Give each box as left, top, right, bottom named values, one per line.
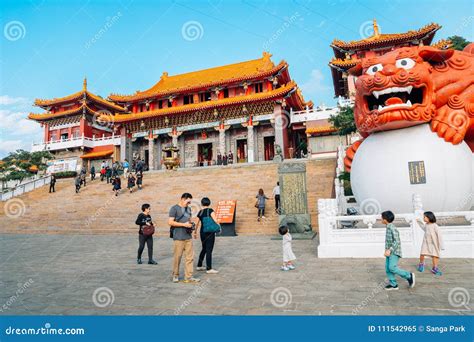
left=0, top=0, right=472, bottom=157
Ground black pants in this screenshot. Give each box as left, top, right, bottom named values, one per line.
left=137, top=234, right=153, bottom=260
left=91, top=173, right=95, bottom=180
left=258, top=207, right=265, bottom=217
left=275, top=195, right=280, bottom=211
left=198, top=232, right=215, bottom=270
left=75, top=184, right=80, bottom=193
left=49, top=183, right=55, bottom=193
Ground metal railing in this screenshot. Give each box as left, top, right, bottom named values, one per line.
left=1, top=175, right=51, bottom=201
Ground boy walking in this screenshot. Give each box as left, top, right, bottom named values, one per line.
left=382, top=211, right=415, bottom=290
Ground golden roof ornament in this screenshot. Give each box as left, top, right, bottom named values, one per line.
left=373, top=19, right=380, bottom=37
left=83, top=77, right=87, bottom=91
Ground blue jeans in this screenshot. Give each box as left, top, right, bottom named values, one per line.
left=385, top=255, right=410, bottom=286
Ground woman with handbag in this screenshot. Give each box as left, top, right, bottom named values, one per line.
left=135, top=203, right=157, bottom=265
left=196, top=197, right=220, bottom=274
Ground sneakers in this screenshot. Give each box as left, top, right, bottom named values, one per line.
left=137, top=258, right=142, bottom=264
left=262, top=216, right=266, bottom=219
left=281, top=266, right=290, bottom=271
left=206, top=269, right=219, bottom=274
left=172, top=276, right=179, bottom=283
left=384, top=284, right=399, bottom=291
left=287, top=264, right=296, bottom=270
left=148, top=260, right=157, bottom=265
left=408, top=273, right=416, bottom=288
left=431, top=267, right=443, bottom=276
left=417, top=263, right=425, bottom=272
left=196, top=266, right=206, bottom=271
left=183, top=277, right=201, bottom=283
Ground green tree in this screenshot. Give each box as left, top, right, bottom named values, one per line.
left=447, top=35, right=470, bottom=51
left=328, top=106, right=356, bottom=136
left=0, top=150, right=53, bottom=190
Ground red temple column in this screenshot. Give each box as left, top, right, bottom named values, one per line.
left=43, top=123, right=49, bottom=143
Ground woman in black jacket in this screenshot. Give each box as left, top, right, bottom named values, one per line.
left=136, top=203, right=157, bottom=265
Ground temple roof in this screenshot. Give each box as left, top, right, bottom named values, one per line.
left=305, top=119, right=336, bottom=135
left=28, top=103, right=108, bottom=122
left=109, top=81, right=305, bottom=123
left=331, top=21, right=440, bottom=52
left=34, top=79, right=126, bottom=112
left=108, top=52, right=288, bottom=102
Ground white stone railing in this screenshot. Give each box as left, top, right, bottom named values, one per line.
left=317, top=197, right=474, bottom=258
left=290, top=106, right=340, bottom=124
left=31, top=135, right=121, bottom=152
left=1, top=175, right=51, bottom=201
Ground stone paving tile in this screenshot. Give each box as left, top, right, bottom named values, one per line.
left=0, top=234, right=472, bottom=316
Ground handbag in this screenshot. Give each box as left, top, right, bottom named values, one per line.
left=202, top=209, right=221, bottom=233
left=142, top=224, right=155, bottom=236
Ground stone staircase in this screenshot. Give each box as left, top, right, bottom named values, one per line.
left=0, top=159, right=335, bottom=235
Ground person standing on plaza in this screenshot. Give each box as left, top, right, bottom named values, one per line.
left=382, top=210, right=415, bottom=290
left=49, top=174, right=56, bottom=193
left=112, top=175, right=121, bottom=196
left=123, top=159, right=130, bottom=179
left=223, top=153, right=228, bottom=166
left=417, top=211, right=444, bottom=276
left=168, top=193, right=200, bottom=283
left=196, top=197, right=220, bottom=274
left=105, top=166, right=112, bottom=184
left=90, top=165, right=95, bottom=181
left=136, top=203, right=157, bottom=265
left=127, top=172, right=136, bottom=193
left=80, top=166, right=87, bottom=187
left=272, top=181, right=281, bottom=214
left=136, top=159, right=144, bottom=173
left=136, top=170, right=143, bottom=190
left=217, top=152, right=222, bottom=166
left=74, top=175, right=81, bottom=194
left=228, top=151, right=233, bottom=164
left=279, top=225, right=296, bottom=271
left=100, top=166, right=106, bottom=182
left=255, top=188, right=270, bottom=221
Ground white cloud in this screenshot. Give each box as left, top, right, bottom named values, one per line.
left=0, top=96, right=42, bottom=157
left=0, top=95, right=29, bottom=106
left=0, top=139, right=24, bottom=154
left=300, top=69, right=331, bottom=93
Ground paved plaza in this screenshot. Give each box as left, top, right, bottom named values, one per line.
left=0, top=234, right=472, bottom=316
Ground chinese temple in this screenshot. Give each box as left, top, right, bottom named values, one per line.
left=29, top=52, right=313, bottom=170
left=29, top=79, right=126, bottom=169
left=328, top=20, right=451, bottom=99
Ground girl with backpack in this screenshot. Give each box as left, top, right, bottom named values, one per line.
left=196, top=197, right=221, bottom=274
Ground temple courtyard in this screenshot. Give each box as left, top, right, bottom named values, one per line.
left=0, top=233, right=472, bottom=316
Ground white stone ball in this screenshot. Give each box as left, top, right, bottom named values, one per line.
left=351, top=124, right=473, bottom=213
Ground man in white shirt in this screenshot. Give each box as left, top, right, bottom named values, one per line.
left=272, top=181, right=281, bottom=214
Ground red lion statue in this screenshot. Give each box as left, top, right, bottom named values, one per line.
left=344, top=44, right=474, bottom=171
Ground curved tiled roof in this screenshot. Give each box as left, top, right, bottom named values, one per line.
left=110, top=82, right=300, bottom=123
left=332, top=22, right=440, bottom=51
left=109, top=52, right=288, bottom=102
left=28, top=103, right=107, bottom=121
left=34, top=79, right=126, bottom=112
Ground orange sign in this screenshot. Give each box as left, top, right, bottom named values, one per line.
left=216, top=200, right=236, bottom=224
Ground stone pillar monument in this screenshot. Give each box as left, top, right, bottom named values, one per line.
left=146, top=132, right=155, bottom=170
left=214, top=123, right=230, bottom=155
left=278, top=162, right=313, bottom=238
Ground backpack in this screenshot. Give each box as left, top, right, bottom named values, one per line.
left=201, top=208, right=221, bottom=233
